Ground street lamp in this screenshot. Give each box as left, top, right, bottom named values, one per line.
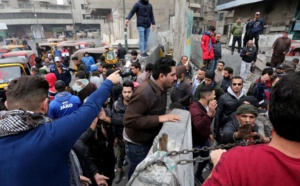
left=32, top=3, right=43, bottom=39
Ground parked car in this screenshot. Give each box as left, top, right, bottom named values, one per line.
left=0, top=57, right=32, bottom=102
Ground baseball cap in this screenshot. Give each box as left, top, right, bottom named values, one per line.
left=255, top=12, right=260, bottom=15
left=90, top=64, right=98, bottom=72
left=276, top=64, right=285, bottom=70
left=54, top=56, right=61, bottom=62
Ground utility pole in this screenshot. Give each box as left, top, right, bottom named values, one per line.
left=122, top=0, right=128, bottom=52
left=69, top=0, right=76, bottom=38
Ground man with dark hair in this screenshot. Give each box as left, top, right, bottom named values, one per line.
left=292, top=58, right=299, bottom=67
left=192, top=68, right=206, bottom=96
left=112, top=80, right=134, bottom=183
left=214, top=76, right=245, bottom=142
left=0, top=72, right=120, bottom=186
left=54, top=45, right=62, bottom=57
left=219, top=67, right=233, bottom=92
left=248, top=12, right=264, bottom=52
left=145, top=63, right=153, bottom=74
left=211, top=33, right=222, bottom=71
left=194, top=70, right=224, bottom=101
left=130, top=62, right=142, bottom=83
left=117, top=43, right=127, bottom=65
left=90, top=65, right=104, bottom=89
left=178, top=55, right=193, bottom=80
left=243, top=18, right=253, bottom=47
left=204, top=72, right=300, bottom=186
left=48, top=80, right=81, bottom=119
left=201, top=26, right=216, bottom=69
left=82, top=52, right=95, bottom=72
left=170, top=65, right=192, bottom=109
left=36, top=43, right=42, bottom=57
left=214, top=61, right=225, bottom=84
left=50, top=57, right=71, bottom=87
left=231, top=17, right=243, bottom=55
left=72, top=56, right=89, bottom=77
left=123, top=57, right=180, bottom=179
left=250, top=68, right=272, bottom=102
left=125, top=0, right=155, bottom=57
left=190, top=85, right=217, bottom=183
left=270, top=31, right=291, bottom=68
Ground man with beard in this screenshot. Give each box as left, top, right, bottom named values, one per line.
left=271, top=31, right=291, bottom=68
left=192, top=68, right=206, bottom=96
left=214, top=61, right=225, bottom=84
left=214, top=76, right=245, bottom=142
left=219, top=67, right=233, bottom=92
left=204, top=72, right=300, bottom=186
left=123, top=57, right=180, bottom=179
left=125, top=0, right=155, bottom=57
left=111, top=80, right=134, bottom=183
left=190, top=85, right=217, bottom=183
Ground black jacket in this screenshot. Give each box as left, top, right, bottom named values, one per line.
left=214, top=87, right=245, bottom=141
left=170, top=79, right=192, bottom=108
left=221, top=117, right=259, bottom=144
left=73, top=108, right=114, bottom=180
left=50, top=65, right=71, bottom=86
left=240, top=46, right=257, bottom=63
left=77, top=62, right=89, bottom=78
left=112, top=95, right=127, bottom=139
left=117, top=45, right=126, bottom=59
left=219, top=78, right=231, bottom=92
left=126, top=0, right=155, bottom=28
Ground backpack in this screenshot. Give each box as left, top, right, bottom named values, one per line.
left=247, top=82, right=257, bottom=96
left=104, top=48, right=118, bottom=65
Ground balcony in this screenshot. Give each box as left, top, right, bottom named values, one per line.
left=189, top=3, right=201, bottom=9
left=193, top=12, right=203, bottom=18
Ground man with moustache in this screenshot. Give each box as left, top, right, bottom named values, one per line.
left=123, top=57, right=180, bottom=179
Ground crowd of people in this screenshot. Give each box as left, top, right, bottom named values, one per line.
left=1, top=3, right=300, bottom=186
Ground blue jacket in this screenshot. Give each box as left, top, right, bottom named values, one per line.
left=249, top=18, right=264, bottom=35
left=126, top=0, right=155, bottom=28
left=54, top=49, right=62, bottom=57
left=82, top=56, right=95, bottom=72
left=213, top=41, right=222, bottom=59
left=50, top=64, right=71, bottom=86
left=48, top=92, right=82, bottom=119
left=0, top=80, right=113, bottom=186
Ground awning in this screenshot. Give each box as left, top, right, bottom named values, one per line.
left=0, top=23, right=8, bottom=30
left=216, top=0, right=264, bottom=11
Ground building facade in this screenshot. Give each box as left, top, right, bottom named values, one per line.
left=216, top=0, right=300, bottom=39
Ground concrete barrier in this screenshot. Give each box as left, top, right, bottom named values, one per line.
left=127, top=109, right=194, bottom=186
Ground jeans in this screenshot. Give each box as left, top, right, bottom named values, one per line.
left=231, top=36, right=242, bottom=53
left=209, top=57, right=219, bottom=71
left=125, top=141, right=151, bottom=180
left=249, top=34, right=260, bottom=52
left=240, top=61, right=252, bottom=80
left=137, top=27, right=150, bottom=53
left=193, top=140, right=210, bottom=182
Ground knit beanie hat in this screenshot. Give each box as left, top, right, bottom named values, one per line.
left=239, top=96, right=259, bottom=108
left=236, top=104, right=258, bottom=117
left=176, top=65, right=186, bottom=78
left=205, top=70, right=215, bottom=80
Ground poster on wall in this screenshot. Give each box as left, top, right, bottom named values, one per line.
left=217, top=0, right=263, bottom=11
left=185, top=9, right=194, bottom=59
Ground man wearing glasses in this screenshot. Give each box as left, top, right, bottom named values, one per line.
left=213, top=76, right=245, bottom=142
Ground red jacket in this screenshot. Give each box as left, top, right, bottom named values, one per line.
left=189, top=101, right=213, bottom=145
left=201, top=34, right=216, bottom=60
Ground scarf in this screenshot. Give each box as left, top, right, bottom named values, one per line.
left=0, top=110, right=51, bottom=138
left=72, top=79, right=89, bottom=93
